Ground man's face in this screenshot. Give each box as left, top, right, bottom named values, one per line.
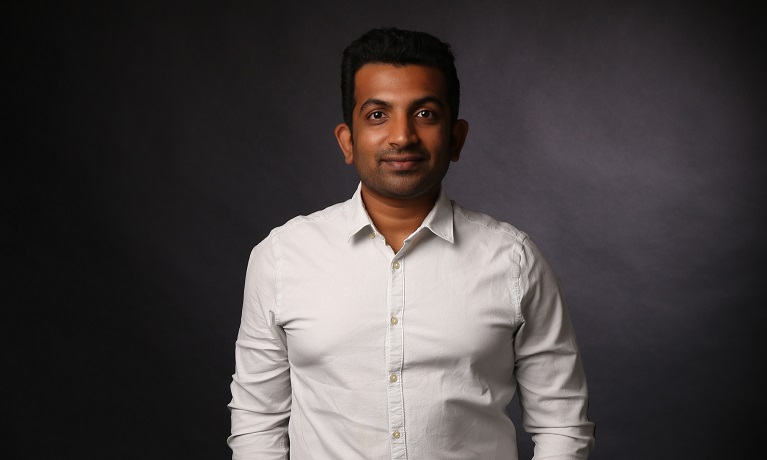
left=335, top=64, right=468, bottom=201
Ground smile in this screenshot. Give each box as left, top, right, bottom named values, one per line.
left=381, top=156, right=425, bottom=171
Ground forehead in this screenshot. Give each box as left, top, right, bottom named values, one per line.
left=353, top=64, right=447, bottom=104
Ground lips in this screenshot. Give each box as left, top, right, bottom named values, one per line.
left=380, top=154, right=426, bottom=171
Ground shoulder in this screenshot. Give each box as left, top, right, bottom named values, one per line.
left=451, top=202, right=559, bottom=289
left=450, top=201, right=555, bottom=286
left=452, top=201, right=529, bottom=245
left=450, top=201, right=550, bottom=269
left=252, top=198, right=352, bottom=257
left=271, top=200, right=349, bottom=237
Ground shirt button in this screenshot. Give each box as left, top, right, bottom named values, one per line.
left=368, top=232, right=376, bottom=239
left=392, top=431, right=401, bottom=439
left=389, top=374, right=398, bottom=383
left=390, top=316, right=398, bottom=325
left=392, top=261, right=400, bottom=269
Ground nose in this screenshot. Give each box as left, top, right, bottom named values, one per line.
left=388, top=113, right=418, bottom=149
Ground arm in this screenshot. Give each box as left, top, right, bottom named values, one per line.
left=514, top=238, right=595, bottom=459
left=228, top=236, right=291, bottom=459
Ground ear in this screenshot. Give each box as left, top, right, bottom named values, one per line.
left=449, top=119, right=469, bottom=162
left=334, top=123, right=354, bottom=165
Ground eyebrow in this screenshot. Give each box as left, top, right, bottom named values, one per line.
left=358, top=98, right=391, bottom=115
left=357, top=96, right=445, bottom=116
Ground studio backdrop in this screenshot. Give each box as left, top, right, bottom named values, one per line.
left=9, top=1, right=765, bottom=458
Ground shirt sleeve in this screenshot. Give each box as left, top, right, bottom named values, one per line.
left=228, top=235, right=291, bottom=459
left=514, top=237, right=595, bottom=459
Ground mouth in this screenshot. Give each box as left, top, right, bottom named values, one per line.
left=381, top=155, right=425, bottom=171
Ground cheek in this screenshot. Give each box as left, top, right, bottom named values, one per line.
left=427, top=134, right=451, bottom=157
left=419, top=125, right=450, bottom=145
left=356, top=122, right=396, bottom=143
left=353, top=132, right=386, bottom=157
left=362, top=130, right=387, bottom=148
left=350, top=143, right=372, bottom=169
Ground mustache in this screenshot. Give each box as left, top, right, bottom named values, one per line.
left=376, top=146, right=428, bottom=160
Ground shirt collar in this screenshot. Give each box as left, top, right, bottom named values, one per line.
left=346, top=183, right=455, bottom=244
left=346, top=183, right=373, bottom=241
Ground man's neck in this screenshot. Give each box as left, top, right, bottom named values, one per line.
left=361, top=185, right=439, bottom=254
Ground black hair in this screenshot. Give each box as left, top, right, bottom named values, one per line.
left=340, top=27, right=460, bottom=128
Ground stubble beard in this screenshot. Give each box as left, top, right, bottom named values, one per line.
left=357, top=145, right=449, bottom=200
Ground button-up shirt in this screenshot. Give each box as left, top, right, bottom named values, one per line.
left=228, top=185, right=595, bottom=459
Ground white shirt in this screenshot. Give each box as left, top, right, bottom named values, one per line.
left=228, top=185, right=595, bottom=459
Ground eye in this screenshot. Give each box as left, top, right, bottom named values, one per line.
left=416, top=110, right=436, bottom=119
left=368, top=111, right=385, bottom=120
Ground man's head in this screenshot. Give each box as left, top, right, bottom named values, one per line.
left=334, top=28, right=469, bottom=202
left=341, top=27, right=461, bottom=128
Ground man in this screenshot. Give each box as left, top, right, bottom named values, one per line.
left=228, top=27, right=595, bottom=459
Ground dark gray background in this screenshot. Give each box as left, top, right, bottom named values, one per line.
left=8, top=1, right=765, bottom=458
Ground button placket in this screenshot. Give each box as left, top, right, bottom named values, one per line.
left=386, top=256, right=406, bottom=458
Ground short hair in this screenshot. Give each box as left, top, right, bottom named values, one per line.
left=341, top=27, right=460, bottom=128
